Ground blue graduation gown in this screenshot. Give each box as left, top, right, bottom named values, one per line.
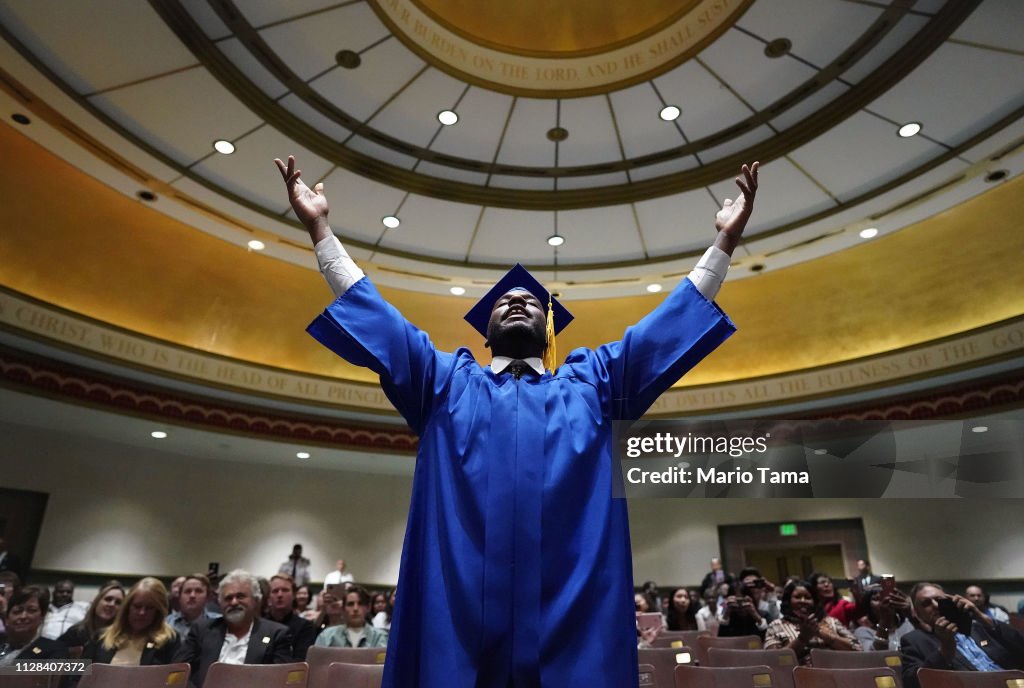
left=307, top=277, right=734, bottom=688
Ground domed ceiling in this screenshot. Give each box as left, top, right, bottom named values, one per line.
left=1, top=0, right=1023, bottom=457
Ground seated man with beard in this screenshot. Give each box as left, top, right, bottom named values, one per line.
left=174, top=569, right=293, bottom=687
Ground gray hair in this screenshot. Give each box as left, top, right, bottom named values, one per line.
left=217, top=569, right=262, bottom=601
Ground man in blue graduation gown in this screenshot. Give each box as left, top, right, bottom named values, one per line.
left=276, top=156, right=758, bottom=688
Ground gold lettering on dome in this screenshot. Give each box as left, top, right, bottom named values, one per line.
left=370, top=0, right=748, bottom=95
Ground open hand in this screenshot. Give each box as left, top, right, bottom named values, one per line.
left=715, top=162, right=759, bottom=251
left=274, top=155, right=330, bottom=232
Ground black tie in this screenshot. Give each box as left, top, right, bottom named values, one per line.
left=506, top=360, right=530, bottom=379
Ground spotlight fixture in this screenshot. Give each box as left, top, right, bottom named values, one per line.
left=897, top=122, right=921, bottom=138
left=764, top=38, right=792, bottom=58
left=151, top=431, right=168, bottom=439
left=247, top=239, right=265, bottom=251
left=335, top=50, right=361, bottom=69
left=546, top=127, right=569, bottom=142
left=449, top=286, right=466, bottom=296
left=382, top=215, right=401, bottom=229
left=296, top=451, right=311, bottom=459
left=659, top=105, right=681, bottom=121
left=213, top=139, right=235, bottom=155
left=859, top=228, right=878, bottom=239
left=547, top=234, right=565, bottom=247
left=646, top=283, right=663, bottom=293
left=438, top=110, right=458, bottom=126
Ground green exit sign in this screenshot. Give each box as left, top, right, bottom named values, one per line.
left=779, top=523, right=798, bottom=536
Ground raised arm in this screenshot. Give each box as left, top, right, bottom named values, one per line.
left=713, top=161, right=759, bottom=256
left=274, top=155, right=333, bottom=245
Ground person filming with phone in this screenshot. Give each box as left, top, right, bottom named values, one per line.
left=899, top=582, right=1024, bottom=688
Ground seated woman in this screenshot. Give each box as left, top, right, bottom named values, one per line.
left=808, top=572, right=857, bottom=628
left=371, top=590, right=394, bottom=631
left=314, top=587, right=346, bottom=636
left=83, top=577, right=179, bottom=668
left=764, top=579, right=861, bottom=665
left=295, top=585, right=317, bottom=621
left=0, top=586, right=67, bottom=665
left=58, top=580, right=125, bottom=656
left=315, top=586, right=387, bottom=648
left=666, top=587, right=700, bottom=631
left=853, top=585, right=915, bottom=651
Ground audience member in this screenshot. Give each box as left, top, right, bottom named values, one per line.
left=371, top=590, right=393, bottom=631
left=41, top=578, right=89, bottom=639
left=174, top=569, right=293, bottom=688
left=314, top=585, right=387, bottom=648
left=59, top=580, right=125, bottom=653
left=854, top=560, right=878, bottom=588
left=641, top=581, right=663, bottom=614
left=169, top=576, right=186, bottom=614
left=80, top=577, right=179, bottom=675
left=718, top=573, right=773, bottom=638
left=764, top=579, right=860, bottom=665
left=964, top=584, right=1010, bottom=623
left=265, top=574, right=316, bottom=660
left=278, top=544, right=311, bottom=587
left=696, top=587, right=720, bottom=634
left=295, top=585, right=316, bottom=619
left=0, top=571, right=20, bottom=634
left=665, top=587, right=699, bottom=631
left=324, top=559, right=355, bottom=585
left=0, top=586, right=68, bottom=666
left=700, top=557, right=735, bottom=594
left=739, top=567, right=780, bottom=622
left=900, top=582, right=1024, bottom=688
left=634, top=592, right=655, bottom=613
left=808, top=572, right=857, bottom=628
left=314, top=587, right=347, bottom=635
left=0, top=538, right=23, bottom=578
left=167, top=574, right=222, bottom=638
left=853, top=584, right=914, bottom=651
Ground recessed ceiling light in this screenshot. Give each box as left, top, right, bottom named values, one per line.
left=449, top=286, right=466, bottom=296
left=971, top=425, right=988, bottom=433
left=659, top=105, right=681, bottom=121
left=646, top=283, right=663, bottom=293
left=213, top=139, right=235, bottom=155
left=382, top=215, right=400, bottom=229
left=897, top=122, right=922, bottom=138
left=546, top=126, right=569, bottom=142
left=335, top=49, right=361, bottom=69
left=985, top=169, right=1008, bottom=183
left=859, top=228, right=878, bottom=239
left=547, top=234, right=565, bottom=247
left=438, top=110, right=458, bottom=126
left=764, top=37, right=792, bottom=59
left=11, top=113, right=31, bottom=125
left=296, top=451, right=311, bottom=459
left=137, top=190, right=157, bottom=202
left=151, top=431, right=168, bottom=439
left=814, top=449, right=827, bottom=455
left=247, top=239, right=265, bottom=251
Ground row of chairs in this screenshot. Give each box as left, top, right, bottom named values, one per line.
left=639, top=665, right=1023, bottom=688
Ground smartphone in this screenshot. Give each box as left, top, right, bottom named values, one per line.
left=880, top=575, right=895, bottom=596
left=936, top=597, right=972, bottom=635
left=208, top=561, right=220, bottom=577
left=636, top=612, right=662, bottom=632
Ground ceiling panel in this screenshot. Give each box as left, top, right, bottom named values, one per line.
left=841, top=14, right=930, bottom=84
left=344, top=135, right=419, bottom=170
left=87, top=68, right=264, bottom=167
left=179, top=0, right=232, bottom=41
left=634, top=188, right=723, bottom=257
left=788, top=110, right=943, bottom=203
left=488, top=174, right=555, bottom=191
left=466, top=207, right=555, bottom=264
left=309, top=39, right=426, bottom=123
left=277, top=93, right=354, bottom=144
left=699, top=125, right=775, bottom=163
left=627, top=156, right=700, bottom=182
left=429, top=87, right=514, bottom=162
left=237, top=0, right=345, bottom=31
left=557, top=95, right=621, bottom=167
left=312, top=167, right=408, bottom=242
left=557, top=172, right=631, bottom=191
left=192, top=126, right=334, bottom=213
left=768, top=81, right=850, bottom=133
left=952, top=0, right=1024, bottom=53
left=554, top=205, right=646, bottom=264
left=866, top=42, right=1024, bottom=146
left=737, top=0, right=881, bottom=70
left=654, top=60, right=756, bottom=143
left=414, top=161, right=490, bottom=187
left=369, top=68, right=469, bottom=148
left=0, top=0, right=198, bottom=95
left=697, top=27, right=819, bottom=112
left=494, top=97, right=557, bottom=167
left=609, top=83, right=688, bottom=159
left=216, top=37, right=290, bottom=100
left=375, top=194, right=479, bottom=260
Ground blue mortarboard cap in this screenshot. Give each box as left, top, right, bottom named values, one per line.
left=464, top=263, right=573, bottom=338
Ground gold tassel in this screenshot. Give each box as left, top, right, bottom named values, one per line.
left=543, top=295, right=557, bottom=373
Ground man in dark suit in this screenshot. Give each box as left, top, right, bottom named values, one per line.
left=900, top=582, right=1024, bottom=688
left=173, top=569, right=293, bottom=687
left=265, top=574, right=316, bottom=660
